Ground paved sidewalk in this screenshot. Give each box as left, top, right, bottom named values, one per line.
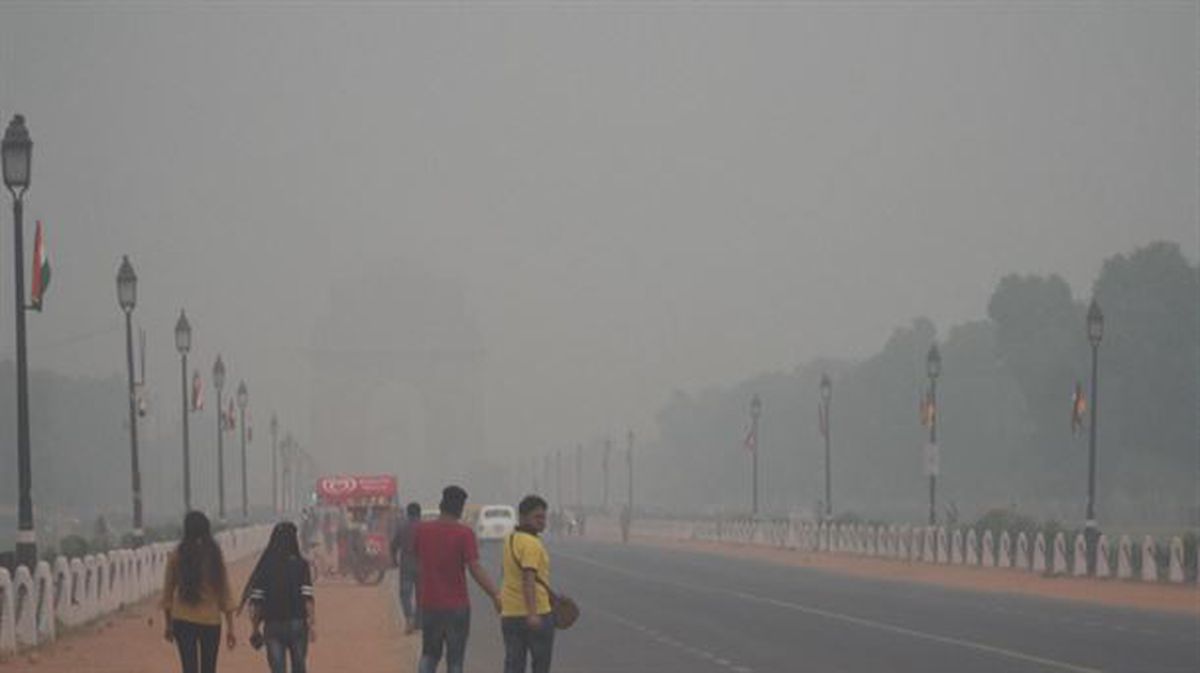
left=0, top=557, right=416, bottom=672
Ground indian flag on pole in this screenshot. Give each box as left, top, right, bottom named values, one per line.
left=30, top=220, right=50, bottom=311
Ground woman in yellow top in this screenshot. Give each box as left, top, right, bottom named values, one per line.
left=161, top=511, right=237, bottom=673
left=501, top=495, right=555, bottom=673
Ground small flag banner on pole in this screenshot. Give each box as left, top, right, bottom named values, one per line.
left=192, top=370, right=205, bottom=411
left=30, top=220, right=51, bottom=311
left=1071, top=381, right=1087, bottom=436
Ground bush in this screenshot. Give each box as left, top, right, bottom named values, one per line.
left=974, top=507, right=1037, bottom=535
left=59, top=534, right=89, bottom=559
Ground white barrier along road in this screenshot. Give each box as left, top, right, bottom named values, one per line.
left=0, top=525, right=270, bottom=659
left=613, top=516, right=1197, bottom=595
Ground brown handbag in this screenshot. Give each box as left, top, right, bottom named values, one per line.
left=508, top=533, right=580, bottom=630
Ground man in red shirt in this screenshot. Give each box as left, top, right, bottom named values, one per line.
left=414, top=485, right=502, bottom=673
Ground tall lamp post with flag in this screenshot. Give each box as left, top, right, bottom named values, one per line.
left=213, top=355, right=227, bottom=521
left=819, top=374, right=833, bottom=522
left=117, top=256, right=144, bottom=546
left=1085, top=299, right=1104, bottom=573
left=237, top=381, right=249, bottom=520
left=4, top=114, right=38, bottom=566
left=175, top=310, right=192, bottom=511
left=925, top=344, right=942, bottom=526
left=747, top=395, right=762, bottom=517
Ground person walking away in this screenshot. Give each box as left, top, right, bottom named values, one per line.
left=390, top=500, right=423, bottom=633
left=414, top=485, right=503, bottom=673
left=161, top=511, right=237, bottom=673
left=501, top=495, right=555, bottom=673
left=245, top=522, right=316, bottom=673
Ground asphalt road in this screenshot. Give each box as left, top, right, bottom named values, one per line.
left=456, top=536, right=1197, bottom=673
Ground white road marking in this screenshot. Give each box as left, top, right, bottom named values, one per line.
left=587, top=603, right=753, bottom=672
left=560, top=551, right=1102, bottom=673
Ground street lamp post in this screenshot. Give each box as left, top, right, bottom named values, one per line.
left=820, top=374, right=833, bottom=522
left=575, top=443, right=583, bottom=511
left=270, top=413, right=279, bottom=515
left=750, top=395, right=761, bottom=517
left=1085, top=299, right=1104, bottom=573
left=212, top=356, right=227, bottom=521
left=926, top=344, right=942, bottom=526
left=626, top=429, right=634, bottom=518
left=4, top=114, right=37, bottom=567
left=117, top=256, right=144, bottom=546
left=237, top=381, right=249, bottom=520
left=175, top=310, right=192, bottom=511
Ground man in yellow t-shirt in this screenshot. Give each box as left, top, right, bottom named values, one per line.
left=500, top=495, right=555, bottom=673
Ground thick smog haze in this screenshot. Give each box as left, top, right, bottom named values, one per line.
left=1, top=5, right=1199, bottom=673
left=0, top=3, right=1195, bottom=492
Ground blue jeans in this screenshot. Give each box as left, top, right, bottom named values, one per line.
left=264, top=619, right=309, bottom=673
left=502, top=614, right=555, bottom=673
left=400, top=572, right=421, bottom=625
left=418, top=607, right=470, bottom=673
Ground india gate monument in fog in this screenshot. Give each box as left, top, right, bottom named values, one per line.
left=308, top=267, right=486, bottom=499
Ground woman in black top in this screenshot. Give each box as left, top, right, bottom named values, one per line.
left=245, top=522, right=316, bottom=673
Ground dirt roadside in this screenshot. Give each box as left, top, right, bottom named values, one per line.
left=0, top=556, right=416, bottom=672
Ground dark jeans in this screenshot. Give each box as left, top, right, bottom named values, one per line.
left=418, top=607, right=470, bottom=673
left=502, top=614, right=555, bottom=673
left=264, top=618, right=309, bottom=673
left=399, top=571, right=421, bottom=625
left=172, top=619, right=221, bottom=673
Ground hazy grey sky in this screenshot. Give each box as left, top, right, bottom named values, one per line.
left=0, top=2, right=1195, bottom=467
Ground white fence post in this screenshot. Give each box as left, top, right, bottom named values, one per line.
left=998, top=531, right=1012, bottom=569
left=1052, top=532, right=1068, bottom=575
left=982, top=530, right=995, bottom=568
left=12, top=566, right=37, bottom=650
left=951, top=529, right=963, bottom=565
left=1140, top=536, right=1158, bottom=583
left=1168, top=537, right=1185, bottom=583
left=0, top=568, right=14, bottom=657
left=1096, top=534, right=1111, bottom=579
left=1117, top=535, right=1133, bottom=579
left=1071, top=534, right=1088, bottom=577
left=1032, top=533, right=1047, bottom=573
left=966, top=529, right=979, bottom=566
left=33, top=561, right=55, bottom=645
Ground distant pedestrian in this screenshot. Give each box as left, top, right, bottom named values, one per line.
left=414, top=485, right=503, bottom=673
left=390, top=500, right=423, bottom=633
left=501, top=495, right=555, bottom=673
left=245, top=522, right=316, bottom=673
left=161, top=511, right=237, bottom=673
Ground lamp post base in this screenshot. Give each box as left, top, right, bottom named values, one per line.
left=15, top=529, right=37, bottom=568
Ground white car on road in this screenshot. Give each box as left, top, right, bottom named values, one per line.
left=477, top=504, right=517, bottom=541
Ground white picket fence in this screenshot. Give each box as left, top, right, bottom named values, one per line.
left=637, top=518, right=1196, bottom=588
left=0, top=525, right=270, bottom=658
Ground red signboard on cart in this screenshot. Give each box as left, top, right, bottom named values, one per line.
left=315, top=474, right=397, bottom=505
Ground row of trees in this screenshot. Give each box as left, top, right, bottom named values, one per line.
left=643, top=242, right=1198, bottom=527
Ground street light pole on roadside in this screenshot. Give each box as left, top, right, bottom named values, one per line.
left=212, top=355, right=226, bottom=521
left=576, top=443, right=583, bottom=511
left=750, top=395, right=762, bottom=517
left=926, top=344, right=942, bottom=526
left=4, top=114, right=37, bottom=567
left=237, top=381, right=249, bottom=521
left=820, top=374, right=833, bottom=522
left=117, top=256, right=144, bottom=546
left=626, top=430, right=634, bottom=518
left=270, top=413, right=279, bottom=515
left=602, top=436, right=612, bottom=513
left=175, top=310, right=193, bottom=511
left=1085, top=299, right=1104, bottom=573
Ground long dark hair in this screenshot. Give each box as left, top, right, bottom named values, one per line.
left=240, top=522, right=302, bottom=609
left=176, top=511, right=229, bottom=606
